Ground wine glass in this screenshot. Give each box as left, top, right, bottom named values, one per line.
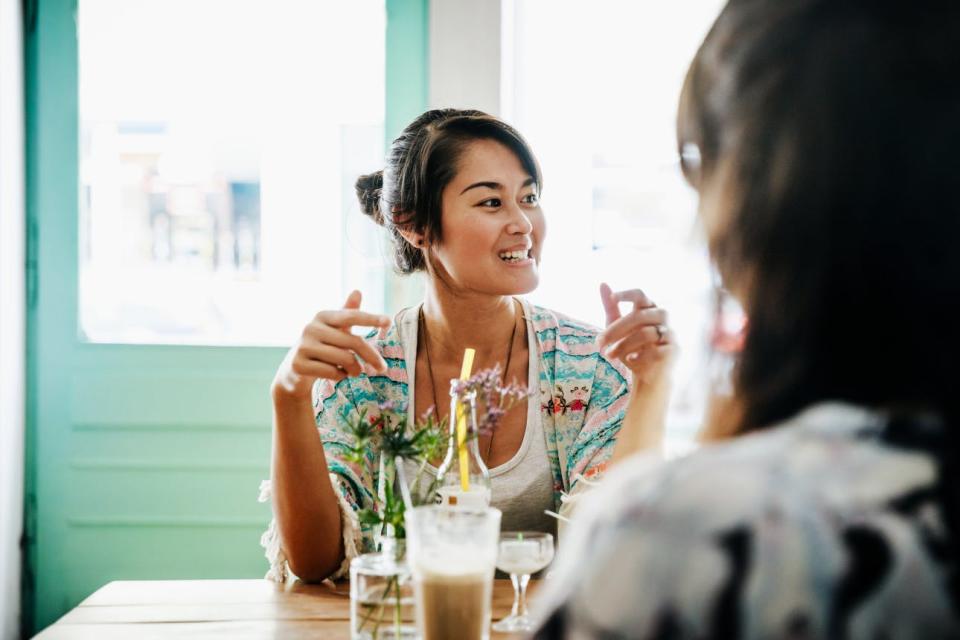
left=492, top=531, right=554, bottom=633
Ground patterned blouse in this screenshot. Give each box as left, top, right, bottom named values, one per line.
left=532, top=402, right=960, bottom=639
left=260, top=299, right=631, bottom=580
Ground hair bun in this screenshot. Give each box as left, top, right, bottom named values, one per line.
left=355, top=170, right=385, bottom=226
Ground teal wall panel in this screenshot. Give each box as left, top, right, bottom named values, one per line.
left=384, top=0, right=430, bottom=311
left=386, top=0, right=429, bottom=144
left=25, top=0, right=80, bottom=630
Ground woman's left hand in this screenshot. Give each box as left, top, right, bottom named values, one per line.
left=598, top=283, right=676, bottom=462
left=597, top=283, right=675, bottom=388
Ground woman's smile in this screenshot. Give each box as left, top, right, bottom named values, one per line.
left=497, top=246, right=534, bottom=265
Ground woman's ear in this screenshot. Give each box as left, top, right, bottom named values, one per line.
left=398, top=228, right=425, bottom=249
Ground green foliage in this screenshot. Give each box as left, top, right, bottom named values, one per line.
left=341, top=367, right=529, bottom=542
left=342, top=404, right=448, bottom=540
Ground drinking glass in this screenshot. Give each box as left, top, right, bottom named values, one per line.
left=492, top=531, right=555, bottom=633
left=405, top=506, right=502, bottom=640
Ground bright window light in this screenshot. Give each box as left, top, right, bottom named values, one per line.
left=507, top=0, right=724, bottom=447
left=78, top=0, right=386, bottom=345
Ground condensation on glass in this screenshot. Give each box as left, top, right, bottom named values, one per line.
left=79, top=0, right=386, bottom=345
left=506, top=0, right=725, bottom=449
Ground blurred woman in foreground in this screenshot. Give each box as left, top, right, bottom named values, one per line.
left=534, top=0, right=960, bottom=636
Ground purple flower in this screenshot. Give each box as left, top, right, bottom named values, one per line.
left=378, top=400, right=405, bottom=414
left=477, top=405, right=507, bottom=435
left=449, top=365, right=531, bottom=436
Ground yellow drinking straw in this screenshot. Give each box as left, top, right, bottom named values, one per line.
left=456, top=348, right=476, bottom=492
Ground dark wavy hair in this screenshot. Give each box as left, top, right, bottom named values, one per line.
left=355, top=109, right=542, bottom=274
left=679, top=0, right=960, bottom=434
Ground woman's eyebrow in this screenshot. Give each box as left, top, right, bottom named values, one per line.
left=460, top=181, right=501, bottom=195
left=459, top=177, right=536, bottom=195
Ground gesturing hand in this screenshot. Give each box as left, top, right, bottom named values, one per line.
left=272, top=290, right=391, bottom=402
left=597, top=283, right=675, bottom=388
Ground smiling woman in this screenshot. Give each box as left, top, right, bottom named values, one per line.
left=261, top=109, right=677, bottom=583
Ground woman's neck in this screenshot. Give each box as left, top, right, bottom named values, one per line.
left=420, top=285, right=519, bottom=366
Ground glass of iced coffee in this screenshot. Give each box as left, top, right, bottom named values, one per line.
left=405, top=506, right=502, bottom=640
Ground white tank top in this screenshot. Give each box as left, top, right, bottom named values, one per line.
left=398, top=302, right=557, bottom=537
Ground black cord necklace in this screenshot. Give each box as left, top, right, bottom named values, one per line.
left=419, top=299, right=520, bottom=465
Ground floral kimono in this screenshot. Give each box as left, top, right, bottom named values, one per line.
left=260, top=299, right=631, bottom=581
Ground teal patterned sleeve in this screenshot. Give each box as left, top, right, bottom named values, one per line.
left=314, top=376, right=377, bottom=519
left=565, top=353, right=631, bottom=486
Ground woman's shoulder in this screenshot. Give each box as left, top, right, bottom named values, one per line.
left=526, top=301, right=601, bottom=340
left=540, top=403, right=955, bottom=636
left=604, top=403, right=939, bottom=522
left=525, top=301, right=629, bottom=388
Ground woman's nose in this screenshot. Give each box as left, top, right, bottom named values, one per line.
left=505, top=203, right=533, bottom=235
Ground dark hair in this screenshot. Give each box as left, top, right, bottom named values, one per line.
left=355, top=109, right=542, bottom=273
left=679, top=0, right=960, bottom=433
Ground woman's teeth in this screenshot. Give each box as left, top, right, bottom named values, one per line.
left=499, top=250, right=529, bottom=262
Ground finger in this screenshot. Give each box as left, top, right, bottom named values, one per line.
left=299, top=343, right=364, bottom=377
left=625, top=344, right=672, bottom=366
left=599, top=282, right=620, bottom=326
left=612, top=288, right=654, bottom=310
left=319, top=308, right=391, bottom=331
left=599, top=307, right=668, bottom=348
left=290, top=357, right=347, bottom=382
left=607, top=326, right=672, bottom=362
left=311, top=324, right=389, bottom=373
left=343, top=289, right=362, bottom=310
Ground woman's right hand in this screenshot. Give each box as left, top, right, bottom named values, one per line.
left=272, top=290, right=391, bottom=403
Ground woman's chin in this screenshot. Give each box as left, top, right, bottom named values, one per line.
left=500, top=273, right=539, bottom=296
left=455, top=267, right=539, bottom=296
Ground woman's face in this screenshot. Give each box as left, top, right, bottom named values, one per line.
left=428, top=139, right=545, bottom=295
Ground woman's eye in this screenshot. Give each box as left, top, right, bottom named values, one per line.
left=478, top=198, right=501, bottom=208
left=522, top=193, right=539, bottom=205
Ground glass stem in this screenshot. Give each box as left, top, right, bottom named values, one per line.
left=511, top=573, right=531, bottom=618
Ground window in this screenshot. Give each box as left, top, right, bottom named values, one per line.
left=507, top=0, right=724, bottom=448
left=79, top=0, right=386, bottom=345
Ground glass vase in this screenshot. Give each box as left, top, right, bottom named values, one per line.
left=434, top=386, right=491, bottom=507
left=350, top=537, right=416, bottom=640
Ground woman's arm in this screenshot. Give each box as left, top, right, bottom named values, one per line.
left=269, top=291, right=389, bottom=582
left=597, top=283, right=675, bottom=464
left=609, top=372, right=671, bottom=465
left=270, top=389, right=344, bottom=581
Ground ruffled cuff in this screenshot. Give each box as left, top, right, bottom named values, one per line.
left=327, top=473, right=363, bottom=580
left=258, top=480, right=292, bottom=582
left=257, top=475, right=362, bottom=583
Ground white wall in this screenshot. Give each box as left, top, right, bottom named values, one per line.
left=0, top=0, right=25, bottom=637
left=429, top=0, right=502, bottom=115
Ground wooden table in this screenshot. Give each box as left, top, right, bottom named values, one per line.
left=36, top=579, right=540, bottom=638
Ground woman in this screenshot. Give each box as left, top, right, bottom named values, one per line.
left=261, top=109, right=674, bottom=582
left=534, top=0, right=960, bottom=637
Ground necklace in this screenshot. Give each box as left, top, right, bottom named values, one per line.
left=419, top=300, right=520, bottom=465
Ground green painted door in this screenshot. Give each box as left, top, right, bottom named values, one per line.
left=23, top=0, right=427, bottom=632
